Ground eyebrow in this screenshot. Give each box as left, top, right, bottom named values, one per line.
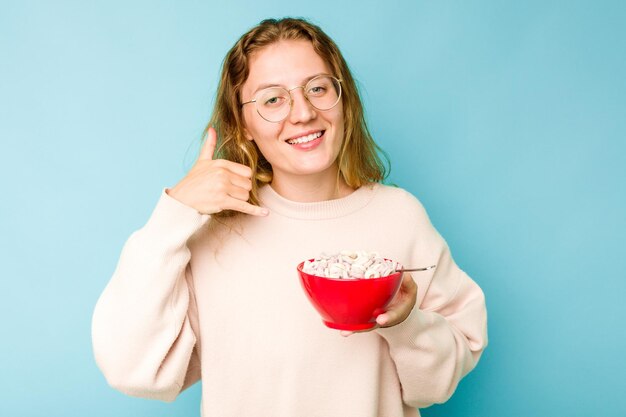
left=252, top=73, right=329, bottom=95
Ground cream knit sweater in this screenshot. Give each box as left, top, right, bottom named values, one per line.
left=92, top=183, right=488, bottom=417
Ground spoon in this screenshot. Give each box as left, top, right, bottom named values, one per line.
left=396, top=265, right=436, bottom=273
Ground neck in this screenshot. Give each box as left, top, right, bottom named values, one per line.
left=270, top=168, right=354, bottom=202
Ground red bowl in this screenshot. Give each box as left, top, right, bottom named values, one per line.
left=297, top=260, right=403, bottom=330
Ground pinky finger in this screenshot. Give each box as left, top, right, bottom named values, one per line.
left=225, top=198, right=269, bottom=217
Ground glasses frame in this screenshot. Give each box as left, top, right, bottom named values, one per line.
left=241, top=74, right=343, bottom=123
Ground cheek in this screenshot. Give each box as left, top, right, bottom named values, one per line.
left=330, top=108, right=345, bottom=139
left=332, top=103, right=344, bottom=129
left=242, top=110, right=257, bottom=141
left=244, top=117, right=283, bottom=145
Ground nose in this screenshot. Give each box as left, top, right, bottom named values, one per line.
left=287, top=87, right=316, bottom=124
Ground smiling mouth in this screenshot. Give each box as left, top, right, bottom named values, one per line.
left=286, top=130, right=324, bottom=145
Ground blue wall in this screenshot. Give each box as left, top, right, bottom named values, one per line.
left=1, top=1, right=624, bottom=416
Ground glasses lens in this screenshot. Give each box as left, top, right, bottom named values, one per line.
left=256, top=87, right=290, bottom=122
left=305, top=76, right=341, bottom=111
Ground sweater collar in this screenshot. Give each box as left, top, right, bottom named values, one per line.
left=258, top=183, right=379, bottom=220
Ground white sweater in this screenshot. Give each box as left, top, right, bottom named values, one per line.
left=92, top=183, right=488, bottom=417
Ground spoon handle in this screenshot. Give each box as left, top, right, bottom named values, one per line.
left=397, top=265, right=437, bottom=272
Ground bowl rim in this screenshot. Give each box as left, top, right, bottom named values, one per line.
left=296, top=260, right=402, bottom=282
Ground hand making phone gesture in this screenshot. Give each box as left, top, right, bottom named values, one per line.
left=167, top=127, right=269, bottom=217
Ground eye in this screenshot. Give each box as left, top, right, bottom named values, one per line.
left=263, top=95, right=287, bottom=107
left=308, top=85, right=327, bottom=95
left=259, top=87, right=289, bottom=108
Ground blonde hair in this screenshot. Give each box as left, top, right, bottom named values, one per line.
left=204, top=17, right=389, bottom=217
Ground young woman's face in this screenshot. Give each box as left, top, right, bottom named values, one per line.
left=241, top=40, right=344, bottom=183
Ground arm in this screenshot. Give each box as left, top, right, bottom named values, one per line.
left=92, top=126, right=266, bottom=401
left=376, top=201, right=488, bottom=408
left=91, top=189, right=210, bottom=401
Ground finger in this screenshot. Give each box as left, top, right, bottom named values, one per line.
left=376, top=275, right=417, bottom=327
left=226, top=183, right=251, bottom=202
left=198, top=127, right=217, bottom=162
left=376, top=308, right=402, bottom=327
left=397, top=273, right=416, bottom=295
left=213, top=159, right=253, bottom=178
left=223, top=197, right=269, bottom=217
left=227, top=172, right=253, bottom=191
left=403, top=273, right=418, bottom=294
left=341, top=323, right=379, bottom=336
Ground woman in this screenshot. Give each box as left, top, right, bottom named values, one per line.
left=92, top=17, right=488, bottom=417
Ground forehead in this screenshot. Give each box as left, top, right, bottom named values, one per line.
left=243, top=40, right=332, bottom=93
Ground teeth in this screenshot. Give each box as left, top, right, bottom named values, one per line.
left=287, top=131, right=322, bottom=145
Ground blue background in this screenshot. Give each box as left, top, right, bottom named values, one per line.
left=1, top=1, right=625, bottom=416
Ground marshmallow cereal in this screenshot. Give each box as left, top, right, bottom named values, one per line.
left=302, top=250, right=401, bottom=279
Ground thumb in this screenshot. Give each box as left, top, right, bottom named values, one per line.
left=403, top=273, right=417, bottom=293
left=198, top=126, right=217, bottom=162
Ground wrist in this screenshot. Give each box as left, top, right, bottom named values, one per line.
left=165, top=186, right=188, bottom=207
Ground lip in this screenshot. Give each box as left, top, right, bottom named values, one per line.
left=284, top=129, right=325, bottom=142
left=286, top=130, right=325, bottom=151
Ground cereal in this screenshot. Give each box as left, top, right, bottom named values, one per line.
left=302, top=250, right=400, bottom=279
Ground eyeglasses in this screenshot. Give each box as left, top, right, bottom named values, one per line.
left=241, top=74, right=342, bottom=123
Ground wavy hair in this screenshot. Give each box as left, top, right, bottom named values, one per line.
left=204, top=17, right=389, bottom=216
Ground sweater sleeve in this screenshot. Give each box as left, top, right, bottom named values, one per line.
left=375, top=196, right=488, bottom=409
left=91, top=188, right=210, bottom=402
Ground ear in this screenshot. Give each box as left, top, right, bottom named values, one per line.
left=243, top=126, right=254, bottom=141
left=241, top=115, right=254, bottom=141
